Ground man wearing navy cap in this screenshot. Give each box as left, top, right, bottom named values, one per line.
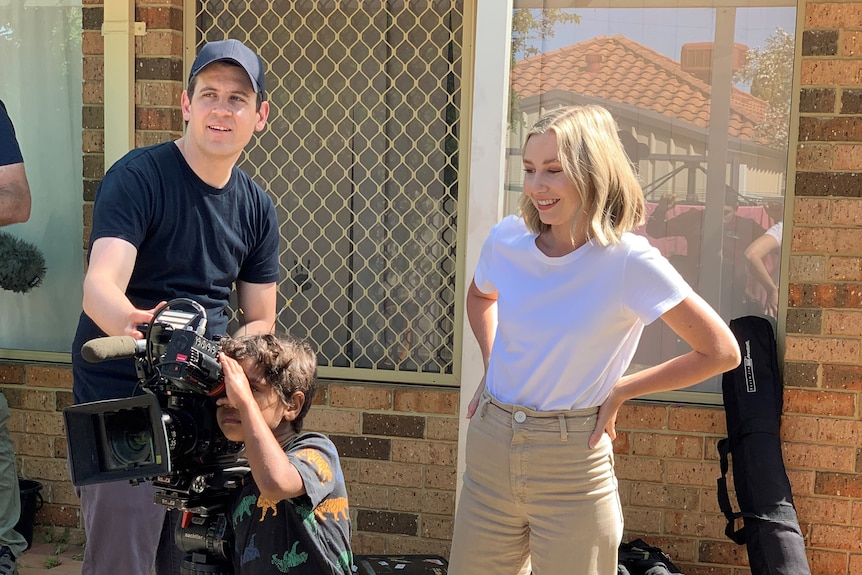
left=71, top=39, right=279, bottom=575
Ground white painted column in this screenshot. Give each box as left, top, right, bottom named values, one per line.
left=456, top=0, right=513, bottom=500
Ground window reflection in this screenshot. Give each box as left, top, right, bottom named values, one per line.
left=506, top=4, right=794, bottom=392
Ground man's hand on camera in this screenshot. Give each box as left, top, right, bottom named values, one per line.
left=125, top=301, right=167, bottom=339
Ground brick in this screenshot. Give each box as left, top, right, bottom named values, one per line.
left=136, top=131, right=180, bottom=148
left=629, top=483, right=700, bottom=510
left=11, top=432, right=52, bottom=457
left=802, top=30, right=839, bottom=56
left=615, top=455, right=664, bottom=482
left=665, top=461, right=720, bottom=487
left=845, top=32, right=862, bottom=58
left=83, top=80, right=104, bottom=105
left=136, top=57, right=183, bottom=82
left=25, top=366, right=73, bottom=389
left=419, top=515, right=453, bottom=541
left=350, top=532, right=386, bottom=555
left=823, top=364, right=862, bottom=391
left=783, top=388, right=856, bottom=417
left=796, top=143, right=833, bottom=171
left=346, top=484, right=390, bottom=509
left=5, top=389, right=54, bottom=412
left=697, top=539, right=749, bottom=566
left=136, top=107, right=183, bottom=132
left=19, top=457, right=69, bottom=482
left=834, top=144, right=862, bottom=170
left=0, top=365, right=24, bottom=384
left=814, top=471, right=862, bottom=498
left=139, top=81, right=183, bottom=107
left=390, top=439, right=456, bottom=467
left=786, top=308, right=822, bottom=334
left=800, top=87, right=836, bottom=113
left=328, top=385, right=392, bottom=410
left=81, top=6, right=103, bottom=30
left=663, top=511, right=726, bottom=539
left=795, top=494, right=851, bottom=523
left=806, top=3, right=862, bottom=28
left=331, top=435, right=390, bottom=460
left=304, top=408, right=361, bottom=434
left=793, top=198, right=832, bottom=225
left=424, top=416, right=458, bottom=441
left=83, top=55, right=104, bottom=82
left=780, top=414, right=819, bottom=442
left=823, top=309, right=862, bottom=336
left=82, top=30, right=103, bottom=56
left=851, top=554, right=862, bottom=575
left=810, top=525, right=862, bottom=552
left=33, top=503, right=79, bottom=528
left=831, top=198, right=862, bottom=225
left=842, top=89, right=862, bottom=114
left=808, top=550, right=849, bottom=575
left=801, top=59, right=862, bottom=86
left=789, top=255, right=826, bottom=283
left=136, top=6, right=184, bottom=31
left=390, top=488, right=454, bottom=515
left=393, top=389, right=458, bottom=415
left=784, top=336, right=860, bottom=363
left=423, top=465, right=455, bottom=491
left=362, top=413, right=425, bottom=438
left=791, top=227, right=839, bottom=254
left=788, top=469, right=817, bottom=496
left=82, top=106, right=105, bottom=131
left=664, top=406, right=724, bottom=434
left=828, top=257, right=862, bottom=281
left=21, top=412, right=65, bottom=436
left=621, top=507, right=663, bottom=533
left=798, top=172, right=862, bottom=198
left=136, top=31, right=183, bottom=57
left=783, top=442, right=856, bottom=472
left=630, top=432, right=703, bottom=460
left=82, top=130, right=105, bottom=154
left=800, top=117, right=862, bottom=143
left=617, top=401, right=667, bottom=430
left=784, top=362, right=820, bottom=388
left=355, top=509, right=417, bottom=536
left=357, top=460, right=422, bottom=488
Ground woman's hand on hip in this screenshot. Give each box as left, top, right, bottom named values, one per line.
left=589, top=387, right=624, bottom=449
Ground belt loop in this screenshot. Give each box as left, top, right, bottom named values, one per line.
left=558, top=414, right=568, bottom=442
left=478, top=394, right=491, bottom=419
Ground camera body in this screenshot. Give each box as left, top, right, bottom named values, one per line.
left=64, top=300, right=247, bottom=513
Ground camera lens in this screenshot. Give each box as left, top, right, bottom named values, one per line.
left=103, top=409, right=155, bottom=469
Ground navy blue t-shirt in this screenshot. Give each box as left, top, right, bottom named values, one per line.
left=0, top=100, right=24, bottom=167
left=72, top=142, right=280, bottom=403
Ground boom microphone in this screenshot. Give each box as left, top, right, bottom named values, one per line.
left=81, top=336, right=146, bottom=363
left=0, top=229, right=46, bottom=293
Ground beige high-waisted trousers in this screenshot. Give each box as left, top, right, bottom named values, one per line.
left=449, top=393, right=623, bottom=575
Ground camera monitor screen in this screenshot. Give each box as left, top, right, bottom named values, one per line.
left=64, top=394, right=170, bottom=486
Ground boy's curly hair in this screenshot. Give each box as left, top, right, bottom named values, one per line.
left=220, top=333, right=317, bottom=432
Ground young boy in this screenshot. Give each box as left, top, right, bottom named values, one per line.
left=217, top=333, right=353, bottom=574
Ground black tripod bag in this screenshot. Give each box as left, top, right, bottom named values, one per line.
left=717, top=315, right=811, bottom=575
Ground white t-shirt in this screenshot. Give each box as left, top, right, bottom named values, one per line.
left=474, top=215, right=692, bottom=411
left=765, top=222, right=783, bottom=243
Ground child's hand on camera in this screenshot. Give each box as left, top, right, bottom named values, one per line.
left=219, top=352, right=254, bottom=408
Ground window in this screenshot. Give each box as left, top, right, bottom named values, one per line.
left=198, top=1, right=467, bottom=384
left=506, top=3, right=795, bottom=394
left=0, top=2, right=83, bottom=359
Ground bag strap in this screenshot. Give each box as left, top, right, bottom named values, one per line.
left=716, top=438, right=746, bottom=544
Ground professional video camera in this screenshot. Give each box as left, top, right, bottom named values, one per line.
left=64, top=298, right=248, bottom=574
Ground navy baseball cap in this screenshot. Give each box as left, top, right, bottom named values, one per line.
left=189, top=39, right=266, bottom=97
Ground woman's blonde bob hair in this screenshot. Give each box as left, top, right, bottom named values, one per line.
left=518, top=105, right=645, bottom=246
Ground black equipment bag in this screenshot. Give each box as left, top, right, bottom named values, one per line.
left=717, top=315, right=811, bottom=575
left=353, top=555, right=448, bottom=575
left=617, top=539, right=683, bottom=575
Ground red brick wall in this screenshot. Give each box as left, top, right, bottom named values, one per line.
left=4, top=0, right=862, bottom=572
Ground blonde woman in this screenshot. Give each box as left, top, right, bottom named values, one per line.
left=449, top=105, right=740, bottom=575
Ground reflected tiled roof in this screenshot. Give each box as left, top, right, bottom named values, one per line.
left=510, top=35, right=768, bottom=142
